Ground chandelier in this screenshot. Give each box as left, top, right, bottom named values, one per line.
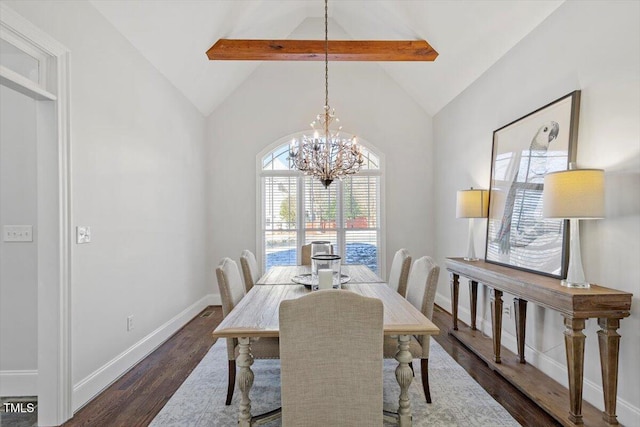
left=289, top=0, right=363, bottom=189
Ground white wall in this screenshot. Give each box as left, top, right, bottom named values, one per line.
left=5, top=0, right=210, bottom=411
left=207, top=25, right=434, bottom=280
left=0, top=85, right=38, bottom=395
left=433, top=1, right=640, bottom=424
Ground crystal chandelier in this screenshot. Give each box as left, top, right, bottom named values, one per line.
left=289, top=0, right=363, bottom=189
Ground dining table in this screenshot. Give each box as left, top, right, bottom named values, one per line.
left=212, top=265, right=439, bottom=427
left=256, top=263, right=386, bottom=285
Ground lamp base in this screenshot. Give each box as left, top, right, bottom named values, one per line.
left=561, top=279, right=590, bottom=289
left=463, top=257, right=480, bottom=262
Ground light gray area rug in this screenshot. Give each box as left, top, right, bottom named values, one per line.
left=151, top=339, right=520, bottom=426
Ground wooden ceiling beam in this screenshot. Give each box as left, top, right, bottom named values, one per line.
left=206, top=39, right=438, bottom=61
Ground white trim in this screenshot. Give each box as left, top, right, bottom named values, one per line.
left=0, top=4, right=68, bottom=58
left=617, top=399, right=640, bottom=427
left=0, top=66, right=56, bottom=100
left=260, top=169, right=301, bottom=177
left=0, top=25, right=49, bottom=87
left=209, top=293, right=222, bottom=306
left=435, top=291, right=640, bottom=425
left=0, top=370, right=38, bottom=396
left=1, top=4, right=72, bottom=425
left=376, top=163, right=386, bottom=278
left=72, top=294, right=218, bottom=411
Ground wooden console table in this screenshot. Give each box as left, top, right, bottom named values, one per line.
left=446, top=257, right=632, bottom=426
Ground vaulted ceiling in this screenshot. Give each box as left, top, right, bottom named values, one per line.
left=90, top=0, right=564, bottom=117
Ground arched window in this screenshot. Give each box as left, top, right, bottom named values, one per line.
left=258, top=132, right=384, bottom=274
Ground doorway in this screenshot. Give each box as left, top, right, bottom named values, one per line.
left=0, top=83, right=39, bottom=426
left=0, top=4, right=72, bottom=425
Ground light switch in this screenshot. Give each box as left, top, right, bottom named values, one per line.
left=77, top=226, right=91, bottom=244
left=3, top=225, right=33, bottom=242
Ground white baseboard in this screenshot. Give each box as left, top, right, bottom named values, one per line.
left=209, top=293, right=221, bottom=306
left=435, top=291, right=640, bottom=426
left=72, top=293, right=218, bottom=411
left=0, top=370, right=37, bottom=396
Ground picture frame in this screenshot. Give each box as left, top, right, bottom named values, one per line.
left=485, top=91, right=581, bottom=278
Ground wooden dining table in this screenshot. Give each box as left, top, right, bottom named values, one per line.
left=256, top=264, right=386, bottom=285
left=212, top=265, right=439, bottom=427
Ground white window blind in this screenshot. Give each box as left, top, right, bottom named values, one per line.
left=263, top=176, right=298, bottom=269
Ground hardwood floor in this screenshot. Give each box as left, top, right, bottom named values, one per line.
left=63, top=304, right=559, bottom=426
left=431, top=305, right=560, bottom=427
left=63, top=307, right=222, bottom=427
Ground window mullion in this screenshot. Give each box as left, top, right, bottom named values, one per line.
left=298, top=175, right=305, bottom=265
left=337, top=180, right=344, bottom=258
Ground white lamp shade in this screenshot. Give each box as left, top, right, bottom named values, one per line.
left=456, top=189, right=489, bottom=218
left=543, top=169, right=605, bottom=219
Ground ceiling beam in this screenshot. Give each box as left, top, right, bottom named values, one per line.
left=206, top=39, right=438, bottom=61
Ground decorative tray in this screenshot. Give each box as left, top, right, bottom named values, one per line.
left=291, top=273, right=351, bottom=287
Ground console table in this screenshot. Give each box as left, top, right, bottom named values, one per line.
left=446, top=257, right=632, bottom=426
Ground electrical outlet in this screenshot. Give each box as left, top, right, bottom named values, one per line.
left=503, top=306, right=512, bottom=319
left=127, top=315, right=134, bottom=331
left=77, top=226, right=91, bottom=244
left=3, top=225, right=33, bottom=242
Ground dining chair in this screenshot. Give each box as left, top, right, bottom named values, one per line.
left=388, top=248, right=411, bottom=297
left=279, top=290, right=383, bottom=426
left=240, top=249, right=260, bottom=292
left=216, top=257, right=279, bottom=405
left=383, top=256, right=440, bottom=403
left=300, top=243, right=334, bottom=265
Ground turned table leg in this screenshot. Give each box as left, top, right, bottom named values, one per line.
left=237, top=337, right=255, bottom=427
left=598, top=318, right=621, bottom=425
left=490, top=288, right=503, bottom=363
left=514, top=298, right=527, bottom=363
left=395, top=334, right=414, bottom=426
left=469, top=280, right=478, bottom=330
left=563, top=317, right=586, bottom=424
left=450, top=273, right=459, bottom=331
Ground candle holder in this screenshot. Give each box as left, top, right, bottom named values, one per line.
left=311, top=254, right=341, bottom=290
left=311, top=241, right=332, bottom=257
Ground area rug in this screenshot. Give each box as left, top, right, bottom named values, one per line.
left=151, top=339, right=520, bottom=426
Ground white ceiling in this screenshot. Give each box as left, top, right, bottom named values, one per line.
left=90, top=0, right=564, bottom=117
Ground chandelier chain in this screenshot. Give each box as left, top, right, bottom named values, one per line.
left=288, top=0, right=363, bottom=188
left=324, top=0, right=329, bottom=134
left=324, top=0, right=330, bottom=173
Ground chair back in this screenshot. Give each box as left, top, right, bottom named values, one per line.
left=240, top=250, right=260, bottom=292
left=279, top=290, right=383, bottom=426
left=405, top=256, right=440, bottom=357
left=300, top=243, right=334, bottom=266
left=388, top=249, right=411, bottom=297
left=216, top=257, right=245, bottom=317
left=216, top=257, right=246, bottom=361
left=405, top=256, right=440, bottom=320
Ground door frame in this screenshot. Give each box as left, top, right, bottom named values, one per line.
left=0, top=4, right=72, bottom=425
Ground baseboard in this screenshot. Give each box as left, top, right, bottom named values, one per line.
left=435, top=291, right=640, bottom=426
left=209, top=293, right=221, bottom=306
left=72, top=293, right=217, bottom=411
left=0, top=370, right=37, bottom=396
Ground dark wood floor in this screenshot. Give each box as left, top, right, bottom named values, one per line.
left=63, top=307, right=223, bottom=427
left=63, top=304, right=559, bottom=427
left=431, top=305, right=560, bottom=427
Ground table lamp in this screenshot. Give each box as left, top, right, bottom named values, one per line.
left=456, top=188, right=489, bottom=261
left=543, top=166, right=604, bottom=288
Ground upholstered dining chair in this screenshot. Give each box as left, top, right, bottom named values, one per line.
left=240, top=249, right=260, bottom=292
left=388, top=248, right=411, bottom=297
left=216, top=257, right=279, bottom=405
left=279, top=290, right=384, bottom=426
left=383, top=256, right=440, bottom=403
left=300, top=243, right=334, bottom=265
